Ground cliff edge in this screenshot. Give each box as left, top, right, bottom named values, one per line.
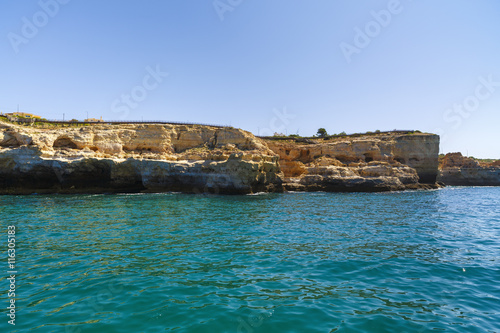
left=0, top=120, right=443, bottom=194
left=0, top=121, right=282, bottom=194
left=438, top=153, right=500, bottom=186
left=263, top=133, right=440, bottom=192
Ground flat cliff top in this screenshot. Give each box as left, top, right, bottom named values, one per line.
left=261, top=131, right=437, bottom=145
left=439, top=152, right=500, bottom=169
left=0, top=119, right=442, bottom=193
left=0, top=119, right=276, bottom=161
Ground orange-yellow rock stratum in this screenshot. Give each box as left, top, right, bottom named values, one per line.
left=0, top=120, right=441, bottom=194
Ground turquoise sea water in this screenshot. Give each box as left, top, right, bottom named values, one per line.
left=1, top=187, right=499, bottom=333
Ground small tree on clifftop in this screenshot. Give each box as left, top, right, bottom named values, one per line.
left=316, top=128, right=328, bottom=137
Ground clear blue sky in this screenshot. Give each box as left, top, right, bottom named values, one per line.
left=1, top=0, right=499, bottom=158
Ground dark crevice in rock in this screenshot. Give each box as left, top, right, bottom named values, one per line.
left=212, top=131, right=218, bottom=148
left=53, top=137, right=78, bottom=149
left=364, top=153, right=374, bottom=163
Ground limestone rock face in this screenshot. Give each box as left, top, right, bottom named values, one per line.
left=282, top=162, right=420, bottom=192
left=0, top=121, right=282, bottom=194
left=440, top=152, right=480, bottom=168
left=393, top=135, right=440, bottom=183
left=0, top=120, right=444, bottom=194
left=438, top=153, right=500, bottom=186
left=265, top=133, right=439, bottom=191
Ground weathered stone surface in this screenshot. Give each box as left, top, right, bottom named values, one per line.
left=0, top=120, right=444, bottom=194
left=0, top=121, right=282, bottom=194
left=393, top=135, right=439, bottom=183
left=265, top=133, right=440, bottom=192
left=438, top=153, right=500, bottom=186
left=281, top=163, right=420, bottom=192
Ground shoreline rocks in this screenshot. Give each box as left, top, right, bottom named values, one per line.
left=0, top=120, right=445, bottom=194
left=438, top=153, right=500, bottom=186
left=0, top=122, right=282, bottom=194
left=264, top=133, right=440, bottom=192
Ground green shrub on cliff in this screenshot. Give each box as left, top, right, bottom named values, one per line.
left=316, top=128, right=328, bottom=137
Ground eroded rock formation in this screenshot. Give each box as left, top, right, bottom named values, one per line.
left=0, top=120, right=443, bottom=194
left=0, top=122, right=282, bottom=194
left=438, top=153, right=500, bottom=186
left=264, top=133, right=440, bottom=192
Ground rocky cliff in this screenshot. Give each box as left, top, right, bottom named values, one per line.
left=438, top=153, right=500, bottom=186
left=0, top=121, right=282, bottom=194
left=264, top=133, right=440, bottom=192
left=0, top=120, right=442, bottom=194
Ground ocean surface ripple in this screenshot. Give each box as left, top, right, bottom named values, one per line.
left=1, top=187, right=499, bottom=332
